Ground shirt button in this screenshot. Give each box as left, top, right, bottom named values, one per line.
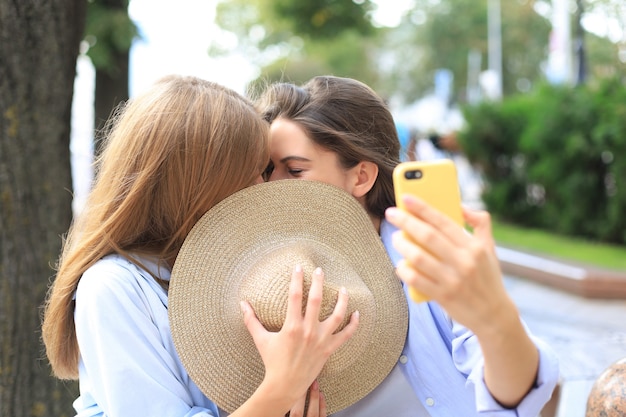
left=426, top=398, right=435, bottom=407
left=399, top=355, right=408, bottom=364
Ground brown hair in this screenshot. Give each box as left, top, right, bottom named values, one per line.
left=42, top=75, right=269, bottom=379
left=255, top=76, right=400, bottom=218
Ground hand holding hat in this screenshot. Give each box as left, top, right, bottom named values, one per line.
left=241, top=264, right=359, bottom=411
left=169, top=180, right=408, bottom=414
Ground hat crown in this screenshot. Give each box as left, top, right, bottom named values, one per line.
left=240, top=242, right=374, bottom=332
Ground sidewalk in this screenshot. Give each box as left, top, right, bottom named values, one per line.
left=497, top=246, right=626, bottom=299
left=500, top=250, right=626, bottom=417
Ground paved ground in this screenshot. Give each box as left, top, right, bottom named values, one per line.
left=504, top=273, right=626, bottom=417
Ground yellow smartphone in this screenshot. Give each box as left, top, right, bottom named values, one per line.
left=392, top=159, right=464, bottom=303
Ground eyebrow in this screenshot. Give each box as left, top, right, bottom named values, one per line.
left=280, top=156, right=311, bottom=164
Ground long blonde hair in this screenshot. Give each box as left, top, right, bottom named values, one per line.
left=41, top=75, right=269, bottom=379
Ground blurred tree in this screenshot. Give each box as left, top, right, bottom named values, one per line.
left=216, top=0, right=374, bottom=41
left=0, top=0, right=85, bottom=415
left=585, top=31, right=626, bottom=80
left=216, top=0, right=552, bottom=102
left=382, top=0, right=552, bottom=103
left=85, top=0, right=137, bottom=153
left=580, top=0, right=626, bottom=80
left=247, top=30, right=381, bottom=95
left=271, top=0, right=375, bottom=38
left=215, top=0, right=382, bottom=94
left=575, top=0, right=588, bottom=84
left=216, top=0, right=624, bottom=105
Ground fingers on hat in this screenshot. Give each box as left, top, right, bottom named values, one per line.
left=307, top=380, right=324, bottom=417
left=322, top=285, right=349, bottom=331
left=286, top=264, right=305, bottom=319
left=304, top=267, right=325, bottom=324
left=336, top=310, right=360, bottom=347
left=239, top=300, right=267, bottom=343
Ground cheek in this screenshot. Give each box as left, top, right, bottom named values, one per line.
left=315, top=171, right=352, bottom=193
left=268, top=170, right=287, bottom=181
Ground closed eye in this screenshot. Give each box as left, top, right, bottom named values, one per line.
left=262, top=161, right=274, bottom=181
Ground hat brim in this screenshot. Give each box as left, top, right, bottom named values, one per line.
left=169, top=180, right=408, bottom=414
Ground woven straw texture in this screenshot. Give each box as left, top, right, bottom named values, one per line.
left=169, top=180, right=408, bottom=414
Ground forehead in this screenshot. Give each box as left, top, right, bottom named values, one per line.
left=269, top=118, right=309, bottom=139
left=269, top=119, right=316, bottom=151
left=269, top=119, right=342, bottom=165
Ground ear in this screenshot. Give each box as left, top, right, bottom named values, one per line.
left=351, top=161, right=379, bottom=199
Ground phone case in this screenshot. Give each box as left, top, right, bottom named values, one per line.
left=392, top=159, right=464, bottom=303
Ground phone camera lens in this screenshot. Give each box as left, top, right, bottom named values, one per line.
left=405, top=170, right=423, bottom=180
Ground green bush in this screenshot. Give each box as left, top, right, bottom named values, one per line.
left=460, top=93, right=542, bottom=226
left=458, top=78, right=626, bottom=244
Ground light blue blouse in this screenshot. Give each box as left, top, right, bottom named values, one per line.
left=73, top=254, right=218, bottom=417
left=72, top=222, right=559, bottom=417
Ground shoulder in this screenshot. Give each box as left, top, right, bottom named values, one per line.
left=76, top=254, right=146, bottom=306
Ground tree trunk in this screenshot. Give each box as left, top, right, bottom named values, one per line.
left=94, top=51, right=129, bottom=154
left=0, top=0, right=86, bottom=415
left=92, top=0, right=131, bottom=155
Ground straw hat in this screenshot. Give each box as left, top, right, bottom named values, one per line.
left=169, top=180, right=408, bottom=414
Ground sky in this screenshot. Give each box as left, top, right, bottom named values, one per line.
left=128, top=0, right=250, bottom=95
left=127, top=0, right=413, bottom=96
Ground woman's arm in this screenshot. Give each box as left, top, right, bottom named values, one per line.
left=385, top=195, right=540, bottom=407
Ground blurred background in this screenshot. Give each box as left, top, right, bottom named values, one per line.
left=68, top=4, right=626, bottom=416
left=3, top=0, right=626, bottom=416
left=72, top=0, right=626, bottom=237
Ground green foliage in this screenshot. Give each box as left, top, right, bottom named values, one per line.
left=584, top=31, right=626, bottom=80
left=215, top=0, right=626, bottom=104
left=460, top=95, right=542, bottom=224
left=85, top=0, right=138, bottom=74
left=246, top=57, right=330, bottom=96
left=492, top=218, right=626, bottom=271
left=417, top=0, right=488, bottom=97
left=389, top=0, right=551, bottom=102
left=248, top=30, right=379, bottom=92
left=271, top=0, right=374, bottom=39
left=215, top=0, right=380, bottom=89
left=459, top=78, right=626, bottom=244
left=216, top=0, right=374, bottom=43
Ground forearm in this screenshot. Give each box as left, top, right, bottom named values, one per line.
left=228, top=378, right=298, bottom=417
left=477, top=301, right=540, bottom=408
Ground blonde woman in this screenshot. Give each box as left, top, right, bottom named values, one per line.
left=256, top=75, right=560, bottom=417
left=41, top=75, right=358, bottom=417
